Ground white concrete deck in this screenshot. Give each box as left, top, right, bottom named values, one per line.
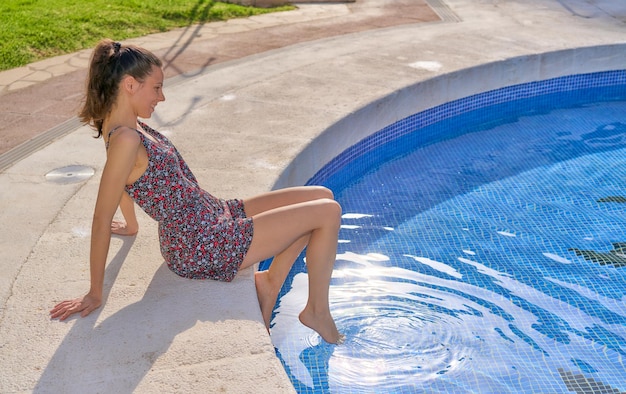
left=1, top=0, right=625, bottom=392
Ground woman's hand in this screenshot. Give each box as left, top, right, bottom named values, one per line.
left=49, top=293, right=102, bottom=321
left=111, top=220, right=138, bottom=236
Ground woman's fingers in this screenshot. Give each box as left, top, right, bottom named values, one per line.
left=50, top=302, right=71, bottom=320
left=50, top=297, right=96, bottom=320
left=111, top=220, right=138, bottom=236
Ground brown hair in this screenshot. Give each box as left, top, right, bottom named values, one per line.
left=79, top=39, right=162, bottom=137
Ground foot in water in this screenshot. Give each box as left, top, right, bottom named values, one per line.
left=256, top=270, right=344, bottom=344
left=299, top=307, right=345, bottom=345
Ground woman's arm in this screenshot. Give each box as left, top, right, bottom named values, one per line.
left=50, top=129, right=140, bottom=320
left=111, top=192, right=139, bottom=236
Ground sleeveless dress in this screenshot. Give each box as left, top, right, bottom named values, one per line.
left=108, top=122, right=254, bottom=282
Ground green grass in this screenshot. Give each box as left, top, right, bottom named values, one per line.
left=0, top=0, right=293, bottom=71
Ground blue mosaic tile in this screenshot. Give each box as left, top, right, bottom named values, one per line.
left=310, top=70, right=626, bottom=193
left=266, top=70, right=626, bottom=393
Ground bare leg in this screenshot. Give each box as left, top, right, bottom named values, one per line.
left=254, top=235, right=308, bottom=330
left=239, top=191, right=343, bottom=344
left=243, top=186, right=334, bottom=216
left=298, top=212, right=343, bottom=344
left=244, top=187, right=330, bottom=330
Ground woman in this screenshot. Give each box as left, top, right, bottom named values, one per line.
left=50, top=39, right=344, bottom=345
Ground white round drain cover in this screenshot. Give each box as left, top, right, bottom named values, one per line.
left=45, top=165, right=94, bottom=184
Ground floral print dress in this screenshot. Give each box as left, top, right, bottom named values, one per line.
left=109, top=122, right=254, bottom=282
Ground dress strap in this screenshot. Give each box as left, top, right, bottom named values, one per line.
left=105, top=125, right=139, bottom=149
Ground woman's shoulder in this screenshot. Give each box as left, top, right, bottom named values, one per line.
left=106, top=126, right=142, bottom=150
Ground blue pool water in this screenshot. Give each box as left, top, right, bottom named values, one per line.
left=262, top=71, right=626, bottom=393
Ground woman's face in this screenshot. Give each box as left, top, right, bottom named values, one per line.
left=132, top=65, right=165, bottom=118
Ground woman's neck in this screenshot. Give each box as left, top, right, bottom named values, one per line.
left=103, top=112, right=139, bottom=135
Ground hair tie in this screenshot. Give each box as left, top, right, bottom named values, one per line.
left=113, top=41, right=121, bottom=54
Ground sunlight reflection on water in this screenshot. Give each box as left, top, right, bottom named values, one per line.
left=270, top=97, right=626, bottom=393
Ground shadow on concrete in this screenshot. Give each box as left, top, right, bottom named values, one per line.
left=34, top=235, right=231, bottom=393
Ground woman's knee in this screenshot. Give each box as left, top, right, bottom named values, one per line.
left=308, top=185, right=334, bottom=201
left=320, top=198, right=342, bottom=226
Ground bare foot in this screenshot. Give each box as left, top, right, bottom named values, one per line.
left=254, top=270, right=278, bottom=332
left=299, top=306, right=344, bottom=344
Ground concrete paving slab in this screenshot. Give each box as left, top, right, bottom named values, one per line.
left=1, top=0, right=625, bottom=392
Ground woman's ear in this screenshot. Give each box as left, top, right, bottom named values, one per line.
left=121, top=75, right=137, bottom=94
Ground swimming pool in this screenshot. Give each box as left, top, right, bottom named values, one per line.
left=261, top=70, right=626, bottom=393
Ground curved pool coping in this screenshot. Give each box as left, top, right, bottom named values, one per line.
left=308, top=68, right=626, bottom=190
left=274, top=44, right=626, bottom=190
left=274, top=44, right=626, bottom=189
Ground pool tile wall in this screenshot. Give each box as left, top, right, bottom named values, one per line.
left=308, top=70, right=626, bottom=189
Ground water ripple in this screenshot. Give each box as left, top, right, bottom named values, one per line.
left=272, top=253, right=493, bottom=392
